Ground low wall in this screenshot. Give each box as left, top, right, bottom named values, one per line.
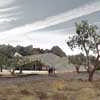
left=15, top=70, right=48, bottom=74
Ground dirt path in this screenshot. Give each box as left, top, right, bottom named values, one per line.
left=0, top=71, right=100, bottom=85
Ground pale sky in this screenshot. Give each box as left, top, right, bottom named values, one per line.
left=0, top=0, right=100, bottom=55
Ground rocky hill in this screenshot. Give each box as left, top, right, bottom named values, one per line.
left=24, top=53, right=75, bottom=72
left=51, top=46, right=66, bottom=57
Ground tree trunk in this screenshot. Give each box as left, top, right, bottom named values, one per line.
left=86, top=53, right=90, bottom=72
left=88, top=71, right=94, bottom=81
left=0, top=66, right=2, bottom=72
left=88, top=54, right=100, bottom=81
left=88, top=64, right=97, bottom=81
left=11, top=68, right=15, bottom=75
left=75, top=65, right=80, bottom=73
left=19, top=66, right=23, bottom=74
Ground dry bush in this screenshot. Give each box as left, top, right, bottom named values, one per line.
left=75, top=88, right=97, bottom=100
left=20, top=89, right=32, bottom=95
left=20, top=96, right=39, bottom=100
left=51, top=80, right=65, bottom=91
left=52, top=93, right=67, bottom=100
left=35, top=91, right=47, bottom=100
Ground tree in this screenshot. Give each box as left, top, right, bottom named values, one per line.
left=14, top=54, right=23, bottom=74
left=0, top=54, right=8, bottom=72
left=67, top=20, right=100, bottom=81
left=68, top=53, right=85, bottom=73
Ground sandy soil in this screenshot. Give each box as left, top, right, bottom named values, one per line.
left=0, top=72, right=99, bottom=100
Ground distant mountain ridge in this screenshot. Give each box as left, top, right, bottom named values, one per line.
left=0, top=45, right=66, bottom=58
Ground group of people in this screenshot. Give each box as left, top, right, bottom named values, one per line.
left=48, top=66, right=56, bottom=75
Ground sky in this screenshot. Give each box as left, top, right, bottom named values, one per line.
left=0, top=0, right=100, bottom=55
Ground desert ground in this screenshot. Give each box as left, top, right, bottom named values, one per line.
left=0, top=72, right=100, bottom=100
